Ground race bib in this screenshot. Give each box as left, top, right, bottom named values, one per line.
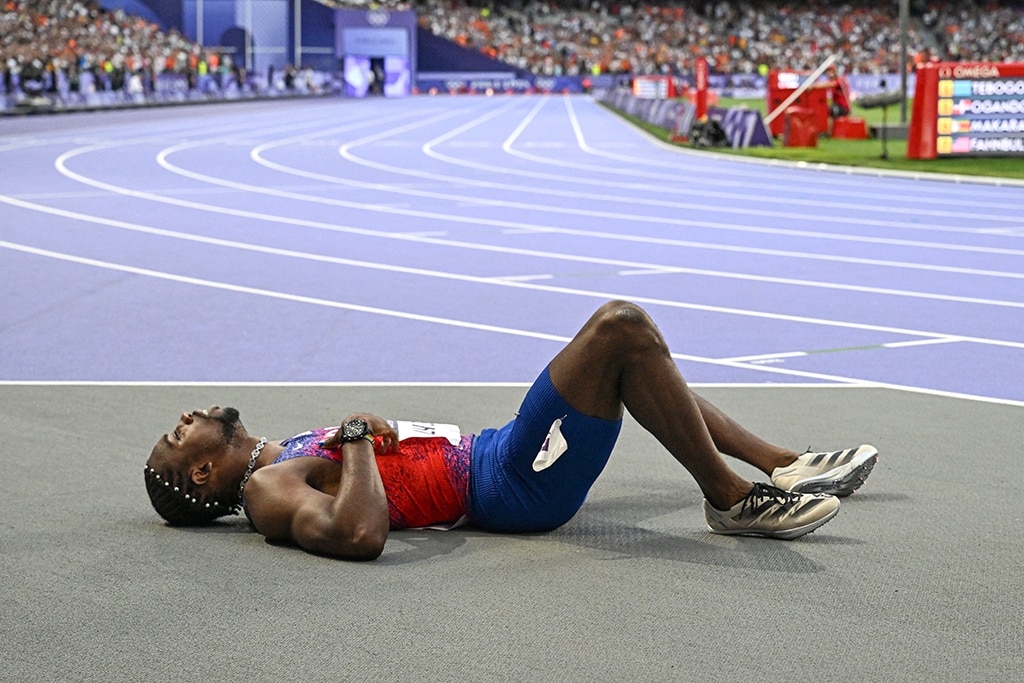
left=387, top=420, right=462, bottom=445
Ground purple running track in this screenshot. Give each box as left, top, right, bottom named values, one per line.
left=1, top=96, right=1023, bottom=405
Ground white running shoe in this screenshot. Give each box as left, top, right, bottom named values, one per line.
left=771, top=445, right=878, bottom=497
left=704, top=483, right=840, bottom=540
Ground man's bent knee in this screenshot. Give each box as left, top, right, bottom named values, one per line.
left=592, top=301, right=665, bottom=353
left=594, top=300, right=648, bottom=324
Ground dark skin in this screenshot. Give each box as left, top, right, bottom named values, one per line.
left=244, top=414, right=399, bottom=560
left=158, top=301, right=803, bottom=561
left=155, top=408, right=399, bottom=560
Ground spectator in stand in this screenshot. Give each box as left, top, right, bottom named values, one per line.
left=5, top=0, right=1023, bottom=103
left=0, top=0, right=213, bottom=98
left=412, top=0, right=930, bottom=76
left=927, top=0, right=1024, bottom=64
left=407, top=0, right=1023, bottom=77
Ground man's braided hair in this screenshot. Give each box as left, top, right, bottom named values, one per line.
left=145, top=406, right=246, bottom=525
left=144, top=465, right=237, bottom=526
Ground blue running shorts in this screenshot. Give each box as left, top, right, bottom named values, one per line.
left=468, top=367, right=622, bottom=532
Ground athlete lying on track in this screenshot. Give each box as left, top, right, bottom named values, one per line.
left=145, top=300, right=877, bottom=560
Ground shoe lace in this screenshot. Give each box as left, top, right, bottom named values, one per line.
left=742, top=482, right=803, bottom=514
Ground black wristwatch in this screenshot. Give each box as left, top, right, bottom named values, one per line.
left=340, top=418, right=374, bottom=444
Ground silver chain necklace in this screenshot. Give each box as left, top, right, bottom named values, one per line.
left=233, top=436, right=267, bottom=512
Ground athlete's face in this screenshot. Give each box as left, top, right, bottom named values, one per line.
left=149, top=406, right=243, bottom=471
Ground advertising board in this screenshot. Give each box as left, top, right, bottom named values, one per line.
left=908, top=62, right=1024, bottom=158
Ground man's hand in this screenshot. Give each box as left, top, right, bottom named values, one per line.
left=249, top=411, right=393, bottom=560
left=320, top=413, right=399, bottom=453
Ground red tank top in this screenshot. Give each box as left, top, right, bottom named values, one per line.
left=273, top=428, right=472, bottom=529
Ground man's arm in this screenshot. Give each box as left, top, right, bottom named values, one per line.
left=245, top=414, right=394, bottom=560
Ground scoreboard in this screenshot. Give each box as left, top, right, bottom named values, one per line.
left=908, top=62, right=1024, bottom=158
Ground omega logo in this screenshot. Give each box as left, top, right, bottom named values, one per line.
left=940, top=64, right=1001, bottom=79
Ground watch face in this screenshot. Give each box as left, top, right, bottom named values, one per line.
left=343, top=419, right=368, bottom=440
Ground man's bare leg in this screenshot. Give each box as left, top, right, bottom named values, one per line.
left=546, top=301, right=757, bottom=510
left=693, top=395, right=800, bottom=475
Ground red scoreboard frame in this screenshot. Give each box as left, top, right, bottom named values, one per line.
left=908, top=61, right=1024, bottom=159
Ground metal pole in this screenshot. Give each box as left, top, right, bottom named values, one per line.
left=294, top=0, right=301, bottom=67
left=246, top=0, right=253, bottom=72
left=197, top=0, right=204, bottom=45
left=763, top=54, right=837, bottom=125
left=899, top=0, right=909, bottom=123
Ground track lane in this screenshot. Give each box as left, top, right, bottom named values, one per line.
left=1, top=96, right=1021, bottom=403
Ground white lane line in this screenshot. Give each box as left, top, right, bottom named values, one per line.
left=722, top=336, right=965, bottom=363
left=145, top=119, right=1024, bottom=275
left=720, top=351, right=817, bottom=363
left=618, top=268, right=683, bottom=276
left=488, top=274, right=555, bottom=282
left=353, top=101, right=1024, bottom=243
left=883, top=337, right=966, bottom=348
left=2, top=194, right=1024, bottom=353
left=49, top=141, right=1024, bottom=304
left=9, top=107, right=1024, bottom=344
left=0, top=380, right=538, bottom=387
left=0, top=237, right=862, bottom=383
left=19, top=129, right=1023, bottom=319
left=426, top=95, right=1024, bottom=225
left=4, top=375, right=1020, bottom=407
left=0, top=238, right=573, bottom=343
left=266, top=99, right=1024, bottom=240
left=8, top=239, right=1024, bottom=407
left=116, top=97, right=1007, bottom=253
left=6, top=114, right=1015, bottom=342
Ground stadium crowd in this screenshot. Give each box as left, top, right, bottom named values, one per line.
left=1, top=0, right=232, bottom=97
left=925, top=1, right=1024, bottom=64
left=3, top=0, right=1023, bottom=99
left=416, top=0, right=1024, bottom=76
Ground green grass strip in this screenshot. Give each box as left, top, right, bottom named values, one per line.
left=605, top=97, right=1024, bottom=182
